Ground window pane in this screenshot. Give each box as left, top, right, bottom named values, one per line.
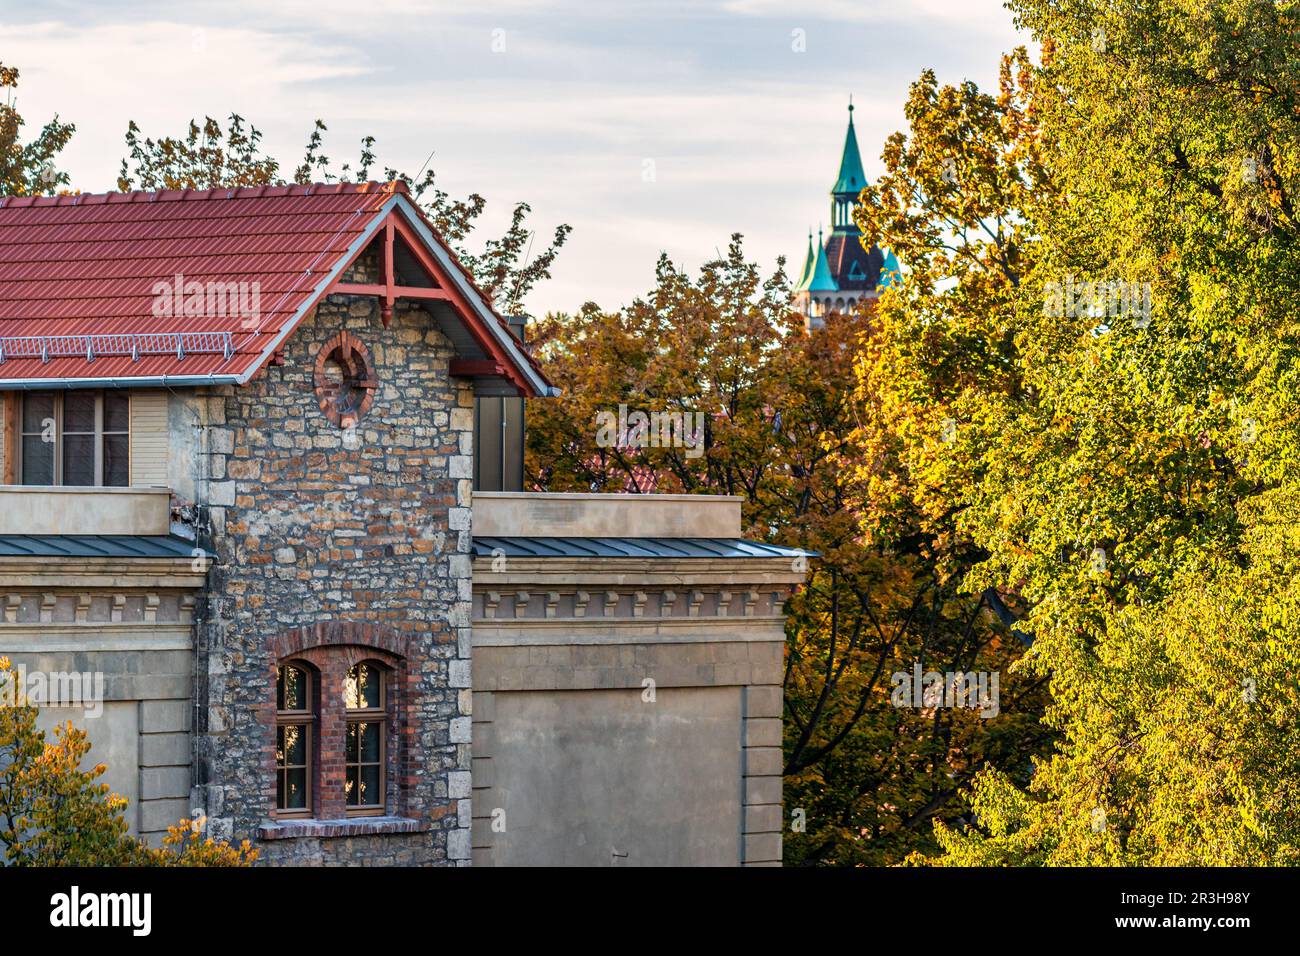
left=277, top=665, right=308, bottom=712
left=104, top=434, right=129, bottom=487
left=345, top=765, right=382, bottom=807
left=22, top=393, right=55, bottom=434
left=280, top=767, right=308, bottom=810
left=345, top=766, right=359, bottom=805
left=104, top=391, right=129, bottom=431
left=344, top=664, right=382, bottom=709
left=277, top=724, right=307, bottom=767
left=356, top=721, right=380, bottom=763
left=21, top=435, right=54, bottom=485
left=345, top=721, right=358, bottom=763
left=63, top=392, right=95, bottom=433
left=61, top=433, right=95, bottom=486
left=358, top=764, right=380, bottom=806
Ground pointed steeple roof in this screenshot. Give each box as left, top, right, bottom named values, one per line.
left=795, top=230, right=815, bottom=287
left=832, top=99, right=867, bottom=197
left=877, top=247, right=901, bottom=289
left=796, top=227, right=839, bottom=293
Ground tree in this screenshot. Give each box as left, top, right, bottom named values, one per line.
left=116, top=115, right=280, bottom=191
left=117, top=115, right=570, bottom=313
left=524, top=236, right=1050, bottom=864
left=0, top=61, right=74, bottom=197
left=887, top=0, right=1300, bottom=864
left=0, top=657, right=257, bottom=866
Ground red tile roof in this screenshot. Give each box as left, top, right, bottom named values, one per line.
left=0, top=180, right=552, bottom=395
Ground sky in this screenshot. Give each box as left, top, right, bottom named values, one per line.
left=0, top=0, right=1029, bottom=316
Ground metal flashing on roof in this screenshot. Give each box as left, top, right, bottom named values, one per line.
left=0, top=535, right=210, bottom=559
left=472, top=536, right=816, bottom=560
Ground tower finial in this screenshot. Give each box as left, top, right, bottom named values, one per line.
left=848, top=94, right=853, bottom=114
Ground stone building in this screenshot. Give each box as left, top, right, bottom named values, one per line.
left=794, top=101, right=901, bottom=329
left=0, top=181, right=806, bottom=865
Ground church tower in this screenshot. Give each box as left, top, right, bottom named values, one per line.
left=795, top=100, right=894, bottom=330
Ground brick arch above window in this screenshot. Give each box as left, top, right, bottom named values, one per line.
left=268, top=626, right=409, bottom=822
left=271, top=621, right=410, bottom=662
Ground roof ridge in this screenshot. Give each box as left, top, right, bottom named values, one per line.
left=0, top=180, right=408, bottom=209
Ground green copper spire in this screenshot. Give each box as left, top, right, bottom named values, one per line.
left=832, top=98, right=867, bottom=196
left=796, top=226, right=838, bottom=293
left=795, top=230, right=815, bottom=287
left=877, top=247, right=901, bottom=289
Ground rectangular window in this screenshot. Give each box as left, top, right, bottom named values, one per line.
left=276, top=724, right=311, bottom=814
left=344, top=663, right=386, bottom=815
left=18, top=391, right=130, bottom=487
left=275, top=664, right=315, bottom=818
left=344, top=721, right=384, bottom=812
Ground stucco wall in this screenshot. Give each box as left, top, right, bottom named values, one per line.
left=470, top=544, right=797, bottom=867
left=484, top=685, right=744, bottom=866
left=36, top=702, right=141, bottom=824
left=0, top=581, right=200, bottom=844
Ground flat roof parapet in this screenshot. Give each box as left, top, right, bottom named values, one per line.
left=472, top=491, right=742, bottom=539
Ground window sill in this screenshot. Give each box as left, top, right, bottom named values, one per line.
left=258, top=816, right=431, bottom=840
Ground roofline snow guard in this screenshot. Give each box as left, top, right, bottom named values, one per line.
left=0, top=331, right=235, bottom=365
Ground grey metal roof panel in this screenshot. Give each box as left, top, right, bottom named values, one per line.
left=472, top=536, right=816, bottom=560
left=0, top=535, right=207, bottom=559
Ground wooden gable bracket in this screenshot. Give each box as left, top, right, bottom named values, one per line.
left=448, top=359, right=508, bottom=378
left=330, top=218, right=450, bottom=327
left=324, top=206, right=537, bottom=397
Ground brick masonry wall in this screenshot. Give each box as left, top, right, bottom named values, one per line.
left=191, top=252, right=474, bottom=866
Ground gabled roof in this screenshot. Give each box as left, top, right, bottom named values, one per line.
left=0, top=181, right=554, bottom=397
left=832, top=104, right=867, bottom=197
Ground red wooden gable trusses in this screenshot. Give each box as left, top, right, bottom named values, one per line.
left=0, top=181, right=555, bottom=398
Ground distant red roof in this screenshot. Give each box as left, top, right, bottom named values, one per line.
left=0, top=181, right=553, bottom=396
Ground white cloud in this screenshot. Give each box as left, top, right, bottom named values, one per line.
left=0, top=1, right=1029, bottom=315
left=722, top=0, right=1014, bottom=29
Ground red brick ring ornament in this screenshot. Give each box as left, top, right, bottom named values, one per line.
left=313, top=332, right=378, bottom=429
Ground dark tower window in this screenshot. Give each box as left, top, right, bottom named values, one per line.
left=473, top=315, right=526, bottom=492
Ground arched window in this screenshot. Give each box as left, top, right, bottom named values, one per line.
left=344, top=662, right=387, bottom=814
left=275, top=662, right=315, bottom=817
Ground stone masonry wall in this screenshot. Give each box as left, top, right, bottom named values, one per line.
left=191, top=250, right=474, bottom=866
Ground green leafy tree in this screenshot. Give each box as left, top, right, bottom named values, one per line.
left=524, top=236, right=1050, bottom=864
left=0, top=657, right=257, bottom=866
left=117, top=115, right=570, bottom=313
left=879, top=1, right=1300, bottom=865
left=0, top=62, right=74, bottom=197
